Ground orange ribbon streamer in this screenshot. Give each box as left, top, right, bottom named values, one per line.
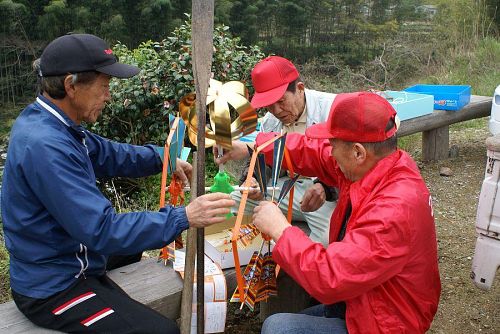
left=231, top=133, right=296, bottom=306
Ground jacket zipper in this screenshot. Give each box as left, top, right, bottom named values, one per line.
left=75, top=243, right=89, bottom=279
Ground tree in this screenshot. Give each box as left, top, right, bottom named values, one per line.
left=371, top=0, right=391, bottom=25
left=92, top=18, right=265, bottom=145
left=0, top=0, right=28, bottom=35
left=393, top=0, right=424, bottom=23
left=228, top=0, right=263, bottom=46
left=37, top=0, right=70, bottom=40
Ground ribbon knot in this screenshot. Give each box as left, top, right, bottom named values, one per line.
left=180, top=79, right=257, bottom=149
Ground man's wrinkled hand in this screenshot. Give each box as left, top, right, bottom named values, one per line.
left=213, top=140, right=252, bottom=165
left=300, top=183, right=326, bottom=212
left=185, top=193, right=235, bottom=228
left=243, top=177, right=264, bottom=201
left=253, top=201, right=289, bottom=241
left=174, top=159, right=192, bottom=185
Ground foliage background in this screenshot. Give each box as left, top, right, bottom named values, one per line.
left=92, top=17, right=264, bottom=146
left=1, top=0, right=498, bottom=106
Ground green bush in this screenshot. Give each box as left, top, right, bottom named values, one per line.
left=92, top=17, right=264, bottom=145
left=0, top=243, right=10, bottom=303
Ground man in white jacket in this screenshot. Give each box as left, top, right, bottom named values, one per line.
left=231, top=56, right=337, bottom=246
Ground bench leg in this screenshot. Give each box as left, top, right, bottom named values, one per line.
left=422, top=125, right=449, bottom=161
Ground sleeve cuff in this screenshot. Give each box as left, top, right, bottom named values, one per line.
left=313, top=178, right=338, bottom=202
left=159, top=206, right=190, bottom=237
left=273, top=225, right=309, bottom=261
left=175, top=207, right=190, bottom=232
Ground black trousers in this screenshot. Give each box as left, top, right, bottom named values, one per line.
left=12, top=260, right=179, bottom=334
left=106, top=253, right=143, bottom=271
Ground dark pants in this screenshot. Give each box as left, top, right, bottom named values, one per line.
left=106, top=253, right=143, bottom=271
left=12, top=255, right=178, bottom=334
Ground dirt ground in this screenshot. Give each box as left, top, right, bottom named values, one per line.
left=424, top=120, right=499, bottom=334
left=225, top=118, right=500, bottom=333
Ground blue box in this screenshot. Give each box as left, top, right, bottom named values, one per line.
left=381, top=91, right=434, bottom=121
left=404, top=84, right=471, bottom=111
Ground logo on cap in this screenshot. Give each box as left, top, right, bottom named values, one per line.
left=40, top=34, right=139, bottom=78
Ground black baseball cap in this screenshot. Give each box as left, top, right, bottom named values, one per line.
left=39, top=34, right=140, bottom=78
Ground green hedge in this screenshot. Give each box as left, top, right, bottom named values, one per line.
left=92, top=17, right=264, bottom=145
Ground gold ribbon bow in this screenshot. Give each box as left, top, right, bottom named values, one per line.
left=179, top=79, right=257, bottom=149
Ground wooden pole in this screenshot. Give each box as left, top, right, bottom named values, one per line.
left=192, top=1, right=214, bottom=333
left=180, top=153, right=198, bottom=334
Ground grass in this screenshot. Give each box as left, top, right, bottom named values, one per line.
left=0, top=103, right=22, bottom=144
left=0, top=247, right=9, bottom=303
left=417, top=37, right=500, bottom=97
left=398, top=133, right=423, bottom=160
left=0, top=103, right=20, bottom=303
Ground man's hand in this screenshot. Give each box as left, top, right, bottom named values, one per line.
left=185, top=193, right=235, bottom=228
left=300, top=183, right=326, bottom=212
left=213, top=140, right=252, bottom=165
left=244, top=177, right=264, bottom=200
left=174, top=159, right=192, bottom=186
left=253, top=201, right=290, bottom=241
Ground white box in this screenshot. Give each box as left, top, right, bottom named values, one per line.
left=489, top=85, right=500, bottom=135
left=204, top=216, right=275, bottom=269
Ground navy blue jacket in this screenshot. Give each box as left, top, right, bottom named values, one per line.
left=1, top=95, right=188, bottom=298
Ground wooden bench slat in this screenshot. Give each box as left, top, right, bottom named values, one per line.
left=0, top=301, right=57, bottom=333
left=399, top=95, right=491, bottom=161
left=399, top=95, right=491, bottom=137
left=0, top=258, right=238, bottom=333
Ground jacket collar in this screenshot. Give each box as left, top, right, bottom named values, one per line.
left=36, top=94, right=86, bottom=139
left=348, top=149, right=403, bottom=212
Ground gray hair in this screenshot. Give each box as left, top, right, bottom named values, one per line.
left=33, top=58, right=99, bottom=99
left=344, top=118, right=398, bottom=157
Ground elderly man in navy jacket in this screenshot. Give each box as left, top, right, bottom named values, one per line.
left=1, top=33, right=234, bottom=334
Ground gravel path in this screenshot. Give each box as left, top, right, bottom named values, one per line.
left=423, top=119, right=499, bottom=333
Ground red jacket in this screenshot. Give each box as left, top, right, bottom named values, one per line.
left=256, top=133, right=441, bottom=334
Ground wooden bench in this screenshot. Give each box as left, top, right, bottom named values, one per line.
left=0, top=259, right=239, bottom=333
left=398, top=95, right=492, bottom=161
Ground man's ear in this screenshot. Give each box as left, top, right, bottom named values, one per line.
left=296, top=81, right=305, bottom=93
left=352, top=143, right=367, bottom=164
left=63, top=75, right=76, bottom=98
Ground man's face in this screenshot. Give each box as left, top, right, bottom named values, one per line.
left=72, top=74, right=111, bottom=124
left=266, top=83, right=305, bottom=125
left=329, top=138, right=357, bottom=181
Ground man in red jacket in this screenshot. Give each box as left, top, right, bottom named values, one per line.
left=216, top=92, right=441, bottom=333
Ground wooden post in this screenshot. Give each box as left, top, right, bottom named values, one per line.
left=422, top=125, right=449, bottom=161
left=180, top=153, right=198, bottom=334
left=192, top=1, right=214, bottom=333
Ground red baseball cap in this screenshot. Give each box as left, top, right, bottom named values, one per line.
left=305, top=92, right=399, bottom=142
left=250, top=56, right=299, bottom=108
